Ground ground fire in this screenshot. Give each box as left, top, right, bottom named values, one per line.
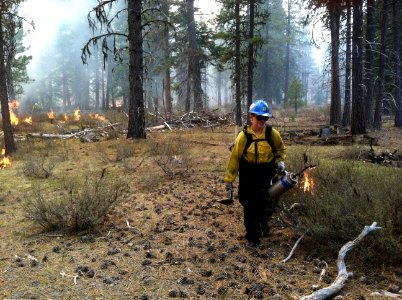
left=301, top=170, right=315, bottom=194
left=0, top=149, right=11, bottom=169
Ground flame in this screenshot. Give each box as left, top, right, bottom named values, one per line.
left=74, top=109, right=81, bottom=121
left=48, top=109, right=55, bottom=119
left=0, top=149, right=11, bottom=169
left=89, top=113, right=106, bottom=121
left=10, top=109, right=19, bottom=125
left=64, top=113, right=69, bottom=122
left=9, top=100, right=19, bottom=125
left=23, top=116, right=33, bottom=125
left=302, top=170, right=315, bottom=194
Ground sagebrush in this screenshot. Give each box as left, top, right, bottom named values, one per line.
left=24, top=169, right=127, bottom=231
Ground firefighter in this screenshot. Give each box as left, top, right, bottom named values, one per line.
left=224, top=99, right=287, bottom=249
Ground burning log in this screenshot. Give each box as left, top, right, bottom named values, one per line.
left=301, top=222, right=381, bottom=300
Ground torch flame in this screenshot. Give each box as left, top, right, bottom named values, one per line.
left=0, top=149, right=11, bottom=169
left=74, top=109, right=81, bottom=121
left=302, top=170, right=315, bottom=194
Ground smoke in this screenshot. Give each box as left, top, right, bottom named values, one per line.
left=18, top=0, right=94, bottom=103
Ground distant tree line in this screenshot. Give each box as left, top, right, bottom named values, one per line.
left=0, top=0, right=400, bottom=149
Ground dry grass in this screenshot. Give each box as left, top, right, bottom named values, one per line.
left=0, top=113, right=401, bottom=299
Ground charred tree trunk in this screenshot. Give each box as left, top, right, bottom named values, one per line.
left=342, top=0, right=352, bottom=127
left=217, top=69, right=222, bottom=107
left=374, top=0, right=390, bottom=130
left=247, top=0, right=255, bottom=111
left=393, top=0, right=402, bottom=127
left=365, top=0, right=376, bottom=128
left=127, top=0, right=146, bottom=139
left=234, top=0, right=242, bottom=125
left=329, top=7, right=342, bottom=126
left=351, top=0, right=366, bottom=135
left=0, top=15, right=16, bottom=154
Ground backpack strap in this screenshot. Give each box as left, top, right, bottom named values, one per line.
left=242, top=125, right=276, bottom=162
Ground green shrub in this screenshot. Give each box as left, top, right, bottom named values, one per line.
left=24, top=169, right=127, bottom=231
left=281, top=159, right=402, bottom=264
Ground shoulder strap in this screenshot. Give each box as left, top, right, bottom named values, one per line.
left=265, top=125, right=276, bottom=154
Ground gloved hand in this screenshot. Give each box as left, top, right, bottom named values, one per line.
left=225, top=182, right=234, bottom=192
left=276, top=161, right=286, bottom=174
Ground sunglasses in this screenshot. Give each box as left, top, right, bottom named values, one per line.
left=251, top=114, right=269, bottom=122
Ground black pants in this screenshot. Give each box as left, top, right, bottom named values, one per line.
left=238, top=160, right=277, bottom=243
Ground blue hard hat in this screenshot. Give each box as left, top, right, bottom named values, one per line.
left=248, top=100, right=272, bottom=117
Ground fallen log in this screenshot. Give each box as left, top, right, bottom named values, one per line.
left=300, top=222, right=381, bottom=300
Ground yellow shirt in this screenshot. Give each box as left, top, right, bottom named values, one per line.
left=224, top=126, right=286, bottom=183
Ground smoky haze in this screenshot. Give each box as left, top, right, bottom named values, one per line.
left=18, top=0, right=95, bottom=110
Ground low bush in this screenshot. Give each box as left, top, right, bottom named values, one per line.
left=148, top=136, right=191, bottom=179
left=24, top=169, right=127, bottom=231
left=281, top=158, right=402, bottom=264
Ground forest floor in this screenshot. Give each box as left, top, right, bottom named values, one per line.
left=0, top=109, right=401, bottom=300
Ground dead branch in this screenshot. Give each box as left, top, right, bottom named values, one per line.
left=301, top=222, right=382, bottom=300
left=370, top=291, right=402, bottom=298
left=281, top=230, right=308, bottom=263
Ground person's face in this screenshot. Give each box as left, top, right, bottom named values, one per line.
left=250, top=114, right=268, bottom=129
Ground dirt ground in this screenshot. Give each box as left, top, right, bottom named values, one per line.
left=0, top=115, right=401, bottom=300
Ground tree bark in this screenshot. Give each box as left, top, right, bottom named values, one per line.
left=364, top=0, right=376, bottom=128
left=329, top=7, right=341, bottom=126
left=283, top=0, right=291, bottom=107
left=393, top=0, right=402, bottom=127
left=351, top=0, right=366, bottom=135
left=0, top=14, right=16, bottom=155
left=127, top=0, right=146, bottom=139
left=234, top=0, right=242, bottom=125
left=247, top=0, right=255, bottom=111
left=342, top=0, right=352, bottom=127
left=162, top=17, right=172, bottom=119
left=187, top=0, right=203, bottom=111
left=373, top=0, right=390, bottom=130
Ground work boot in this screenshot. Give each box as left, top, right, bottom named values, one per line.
left=245, top=240, right=260, bottom=250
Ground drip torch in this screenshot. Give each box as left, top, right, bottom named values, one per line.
left=268, top=165, right=316, bottom=198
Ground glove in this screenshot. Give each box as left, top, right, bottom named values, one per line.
left=225, top=182, right=234, bottom=192
left=276, top=161, right=286, bottom=174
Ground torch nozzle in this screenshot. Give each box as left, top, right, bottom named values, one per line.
left=295, top=164, right=317, bottom=177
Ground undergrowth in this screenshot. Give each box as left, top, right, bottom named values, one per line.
left=24, top=169, right=127, bottom=231
left=282, top=155, right=402, bottom=265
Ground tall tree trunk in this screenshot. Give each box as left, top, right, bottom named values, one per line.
left=127, top=0, right=146, bottom=139
left=364, top=0, right=376, bottom=128
left=105, top=53, right=113, bottom=110
left=187, top=0, right=203, bottom=111
left=62, top=69, right=69, bottom=111
left=102, top=68, right=106, bottom=110
left=217, top=69, right=222, bottom=107
left=342, top=0, right=352, bottom=127
left=247, top=0, right=255, bottom=111
left=393, top=0, right=402, bottom=127
left=329, top=7, right=342, bottom=126
left=234, top=0, right=242, bottom=125
left=351, top=0, right=366, bottom=134
left=95, top=49, right=100, bottom=110
left=374, top=0, right=389, bottom=130
left=283, top=0, right=291, bottom=107
left=162, top=22, right=172, bottom=119
left=0, top=15, right=16, bottom=155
